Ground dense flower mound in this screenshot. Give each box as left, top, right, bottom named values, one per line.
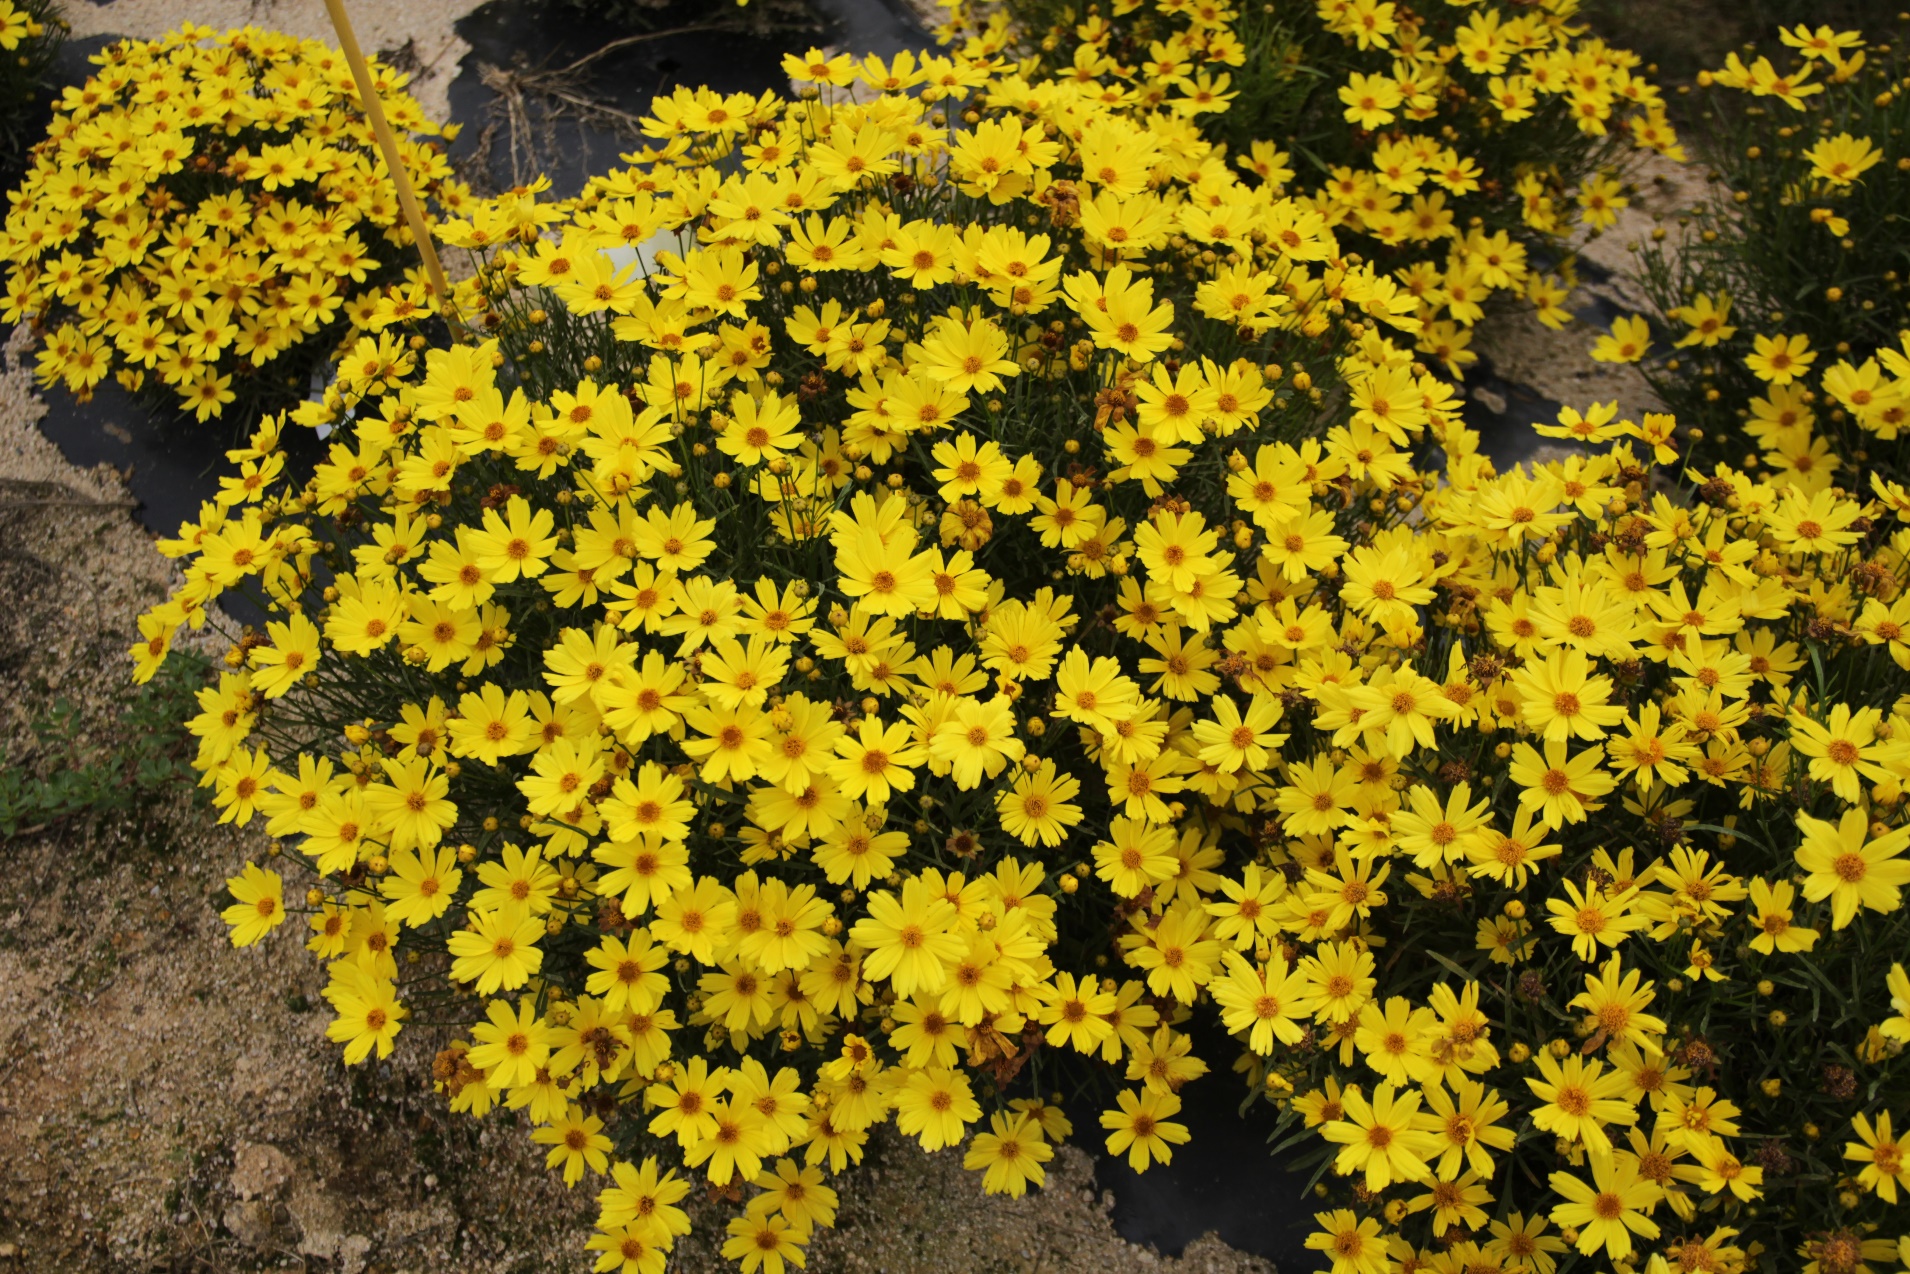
left=115, top=14, right=1910, bottom=1274
left=0, top=0, right=65, bottom=190
left=1614, top=24, right=1910, bottom=489
left=942, top=0, right=1686, bottom=376
left=0, top=25, right=467, bottom=422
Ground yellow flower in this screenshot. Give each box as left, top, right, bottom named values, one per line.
left=210, top=747, right=273, bottom=828
left=248, top=613, right=321, bottom=698
left=532, top=1106, right=612, bottom=1187
left=1338, top=71, right=1402, bottom=128
left=1508, top=738, right=1616, bottom=828
left=1742, top=875, right=1817, bottom=954
left=1841, top=1107, right=1902, bottom=1207
left=1883, top=963, right=1910, bottom=1042
left=1568, top=955, right=1667, bottom=1052
left=1305, top=1209, right=1389, bottom=1274
left=1794, top=809, right=1910, bottom=929
left=1546, top=878, right=1648, bottom=961
left=1321, top=1080, right=1438, bottom=1189
left=1690, top=1134, right=1762, bottom=1200
left=892, top=1067, right=980, bottom=1151
left=1591, top=314, right=1652, bottom=363
left=927, top=694, right=1024, bottom=789
left=1211, top=950, right=1310, bottom=1053
left=585, top=931, right=669, bottom=1015
left=447, top=906, right=545, bottom=994
left=993, top=757, right=1082, bottom=847
left=1548, top=1153, right=1662, bottom=1260
left=1512, top=649, right=1626, bottom=742
left=916, top=316, right=1020, bottom=394
left=1414, top=1075, right=1516, bottom=1179
left=1744, top=332, right=1817, bottom=385
left=318, top=959, right=403, bottom=1064
left=1668, top=293, right=1736, bottom=347
left=381, top=845, right=464, bottom=927
left=1125, top=903, right=1220, bottom=1003
left=1351, top=994, right=1436, bottom=1085
left=1100, top=1087, right=1191, bottom=1172
left=962, top=1112, right=1053, bottom=1197
left=1527, top=1052, right=1637, bottom=1153
left=220, top=861, right=286, bottom=947
left=1789, top=703, right=1886, bottom=801
left=847, top=877, right=963, bottom=997
left=1576, top=175, right=1629, bottom=231
left=467, top=997, right=552, bottom=1089
left=1300, top=940, right=1378, bottom=1023
left=1779, top=23, right=1866, bottom=63
left=1804, top=132, right=1883, bottom=185
left=1091, top=815, right=1176, bottom=898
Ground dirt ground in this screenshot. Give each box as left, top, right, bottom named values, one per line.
left=0, top=327, right=1285, bottom=1274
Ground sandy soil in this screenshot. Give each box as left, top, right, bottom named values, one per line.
left=0, top=325, right=1281, bottom=1271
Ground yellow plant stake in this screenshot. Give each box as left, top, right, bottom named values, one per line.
left=320, top=0, right=454, bottom=318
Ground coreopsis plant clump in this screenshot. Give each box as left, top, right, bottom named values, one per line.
left=128, top=27, right=1910, bottom=1274
left=0, top=25, right=469, bottom=424
left=935, top=0, right=1686, bottom=379
left=0, top=0, right=65, bottom=190
left=1625, top=21, right=1910, bottom=487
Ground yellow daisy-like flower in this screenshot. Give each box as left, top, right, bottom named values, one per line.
left=1590, top=314, right=1652, bottom=364
left=220, top=861, right=286, bottom=947
left=1794, top=809, right=1910, bottom=929
left=1744, top=332, right=1817, bottom=385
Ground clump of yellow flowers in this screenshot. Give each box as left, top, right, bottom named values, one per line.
left=1623, top=23, right=1910, bottom=493
left=948, top=0, right=1686, bottom=373
left=124, top=15, right=1910, bottom=1274
left=0, top=25, right=467, bottom=421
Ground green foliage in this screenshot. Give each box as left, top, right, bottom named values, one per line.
left=0, top=650, right=210, bottom=838
left=1187, top=6, right=1315, bottom=162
